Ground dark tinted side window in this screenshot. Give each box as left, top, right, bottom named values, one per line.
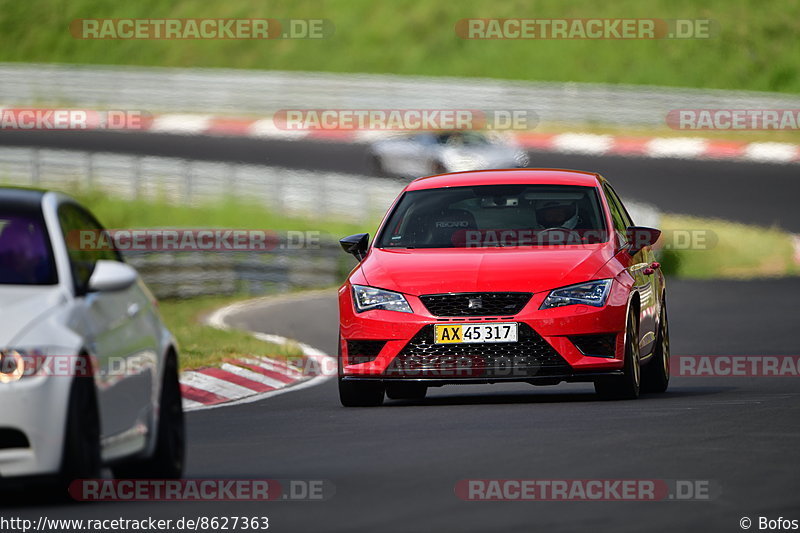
left=57, top=204, right=120, bottom=294
left=602, top=184, right=630, bottom=244
left=605, top=184, right=634, bottom=228
left=0, top=210, right=57, bottom=285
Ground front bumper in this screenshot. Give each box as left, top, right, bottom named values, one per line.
left=339, top=281, right=629, bottom=385
left=0, top=375, right=71, bottom=478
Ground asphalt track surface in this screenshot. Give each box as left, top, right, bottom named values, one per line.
left=1, top=129, right=798, bottom=231
left=2, top=131, right=799, bottom=532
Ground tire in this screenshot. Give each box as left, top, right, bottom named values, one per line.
left=59, top=374, right=102, bottom=486
left=339, top=378, right=385, bottom=407
left=385, top=382, right=427, bottom=400
left=113, top=352, right=185, bottom=479
left=642, top=303, right=670, bottom=393
left=595, top=312, right=641, bottom=400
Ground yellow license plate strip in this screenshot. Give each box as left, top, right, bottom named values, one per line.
left=434, top=322, right=518, bottom=344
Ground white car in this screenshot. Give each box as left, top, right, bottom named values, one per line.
left=0, top=187, right=183, bottom=485
left=368, top=131, right=529, bottom=177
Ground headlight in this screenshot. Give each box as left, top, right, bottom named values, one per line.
left=0, top=349, right=45, bottom=383
left=352, top=285, right=413, bottom=314
left=540, top=279, right=612, bottom=309
left=0, top=350, right=25, bottom=383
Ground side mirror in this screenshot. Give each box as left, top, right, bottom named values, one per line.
left=339, top=233, right=369, bottom=261
left=625, top=226, right=662, bottom=255
left=88, top=260, right=138, bottom=292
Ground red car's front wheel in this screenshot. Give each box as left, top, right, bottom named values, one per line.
left=594, top=312, right=641, bottom=400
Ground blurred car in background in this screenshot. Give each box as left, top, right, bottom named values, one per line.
left=368, top=131, right=529, bottom=177
left=0, top=187, right=183, bottom=485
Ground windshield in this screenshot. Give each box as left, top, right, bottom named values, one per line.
left=0, top=213, right=58, bottom=285
left=437, top=131, right=489, bottom=145
left=376, top=184, right=608, bottom=249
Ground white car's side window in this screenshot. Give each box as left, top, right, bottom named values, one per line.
left=57, top=204, right=120, bottom=295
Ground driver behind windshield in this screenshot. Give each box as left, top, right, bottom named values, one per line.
left=535, top=200, right=580, bottom=229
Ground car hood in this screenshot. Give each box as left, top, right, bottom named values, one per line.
left=0, top=286, right=66, bottom=346
left=360, top=245, right=616, bottom=296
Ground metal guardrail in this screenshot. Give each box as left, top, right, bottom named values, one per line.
left=0, top=146, right=405, bottom=223
left=123, top=242, right=349, bottom=299
left=2, top=63, right=800, bottom=127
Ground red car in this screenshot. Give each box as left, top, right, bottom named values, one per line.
left=337, top=169, right=669, bottom=406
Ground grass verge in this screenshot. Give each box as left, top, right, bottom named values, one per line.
left=659, top=214, right=799, bottom=279
left=158, top=294, right=306, bottom=371
left=1, top=0, right=798, bottom=94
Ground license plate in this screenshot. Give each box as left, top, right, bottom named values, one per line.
left=434, top=323, right=518, bottom=344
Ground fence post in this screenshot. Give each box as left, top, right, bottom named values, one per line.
left=274, top=169, right=284, bottom=214
left=184, top=160, right=193, bottom=204
left=228, top=163, right=237, bottom=198
left=31, top=148, right=40, bottom=186
left=132, top=156, right=142, bottom=199
left=318, top=173, right=328, bottom=218
left=85, top=152, right=93, bottom=189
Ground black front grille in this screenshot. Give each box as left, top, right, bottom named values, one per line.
left=385, top=323, right=570, bottom=378
left=420, top=292, right=532, bottom=317
left=0, top=428, right=30, bottom=450
left=346, top=340, right=387, bottom=364
left=570, top=334, right=617, bottom=358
